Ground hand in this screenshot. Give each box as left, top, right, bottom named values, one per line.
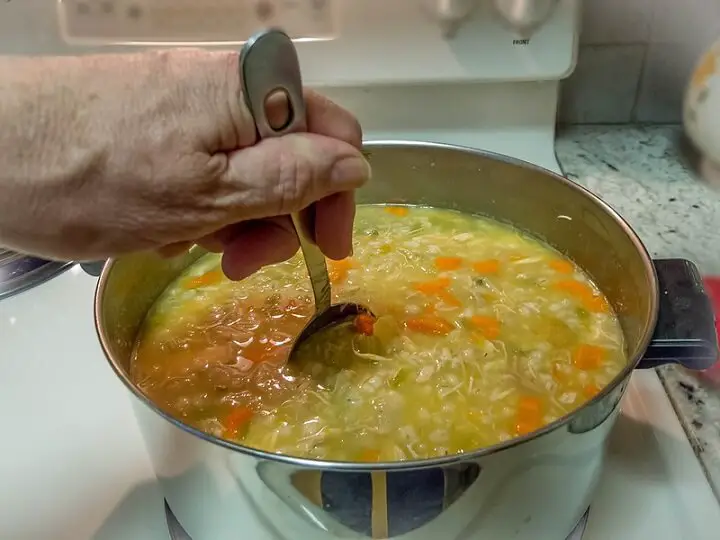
left=0, top=50, right=370, bottom=279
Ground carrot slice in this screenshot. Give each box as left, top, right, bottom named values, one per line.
left=328, top=258, right=355, bottom=284
left=329, top=258, right=355, bottom=271
left=472, top=259, right=500, bottom=274
left=549, top=260, right=574, bottom=274
left=405, top=315, right=454, bottom=336
left=329, top=269, right=348, bottom=284
left=438, top=290, right=462, bottom=307
left=385, top=206, right=409, bottom=217
left=555, top=280, right=591, bottom=297
left=183, top=269, right=223, bottom=290
left=358, top=449, right=381, bottom=462
left=223, top=407, right=254, bottom=438
left=518, top=395, right=543, bottom=415
left=514, top=395, right=544, bottom=435
left=554, top=280, right=609, bottom=313
left=413, top=278, right=462, bottom=308
left=353, top=313, right=377, bottom=336
left=584, top=295, right=610, bottom=313
left=434, top=256, right=463, bottom=271
left=469, top=315, right=501, bottom=339
left=412, top=277, right=451, bottom=295
left=572, top=344, right=605, bottom=370
left=583, top=384, right=600, bottom=399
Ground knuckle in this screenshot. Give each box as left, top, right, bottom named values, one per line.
left=275, top=146, right=316, bottom=214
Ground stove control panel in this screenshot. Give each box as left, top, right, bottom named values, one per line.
left=58, top=0, right=335, bottom=44
left=0, top=0, right=580, bottom=86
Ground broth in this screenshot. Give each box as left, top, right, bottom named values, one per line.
left=131, top=205, right=627, bottom=461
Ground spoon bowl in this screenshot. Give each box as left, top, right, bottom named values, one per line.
left=290, top=302, right=374, bottom=357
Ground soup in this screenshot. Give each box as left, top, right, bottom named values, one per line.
left=131, top=205, right=627, bottom=462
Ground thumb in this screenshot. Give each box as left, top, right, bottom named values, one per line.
left=219, top=132, right=371, bottom=219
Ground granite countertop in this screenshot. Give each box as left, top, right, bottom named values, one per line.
left=555, top=125, right=720, bottom=499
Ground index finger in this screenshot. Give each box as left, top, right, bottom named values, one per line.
left=304, top=90, right=363, bottom=149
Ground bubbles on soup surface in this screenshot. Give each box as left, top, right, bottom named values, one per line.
left=130, top=205, right=627, bottom=461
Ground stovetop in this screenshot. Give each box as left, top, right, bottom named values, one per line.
left=164, top=502, right=591, bottom=539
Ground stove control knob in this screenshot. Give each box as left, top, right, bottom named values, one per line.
left=492, top=0, right=559, bottom=37
left=423, top=0, right=478, bottom=39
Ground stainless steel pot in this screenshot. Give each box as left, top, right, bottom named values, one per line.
left=94, top=141, right=718, bottom=540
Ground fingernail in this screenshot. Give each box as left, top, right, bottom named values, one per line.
left=330, top=156, right=372, bottom=186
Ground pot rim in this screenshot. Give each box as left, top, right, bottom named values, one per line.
left=94, top=139, right=659, bottom=471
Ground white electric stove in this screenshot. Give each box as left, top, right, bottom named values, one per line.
left=1, top=1, right=720, bottom=539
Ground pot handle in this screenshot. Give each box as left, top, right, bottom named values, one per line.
left=637, top=259, right=718, bottom=370
left=79, top=260, right=105, bottom=276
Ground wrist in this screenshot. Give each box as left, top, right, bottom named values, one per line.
left=0, top=56, right=105, bottom=257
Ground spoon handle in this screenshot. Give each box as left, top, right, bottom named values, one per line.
left=239, top=28, right=332, bottom=313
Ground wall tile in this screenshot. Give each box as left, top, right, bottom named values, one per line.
left=560, top=44, right=645, bottom=124
left=634, top=0, right=720, bottom=123
left=580, top=0, right=653, bottom=45
left=649, top=0, right=720, bottom=45
left=634, top=42, right=700, bottom=123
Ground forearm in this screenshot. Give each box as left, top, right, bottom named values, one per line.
left=0, top=50, right=246, bottom=260
left=0, top=56, right=105, bottom=257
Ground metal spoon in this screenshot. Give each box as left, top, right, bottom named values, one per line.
left=239, top=28, right=373, bottom=358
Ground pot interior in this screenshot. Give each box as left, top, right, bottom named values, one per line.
left=96, top=142, right=657, bottom=414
